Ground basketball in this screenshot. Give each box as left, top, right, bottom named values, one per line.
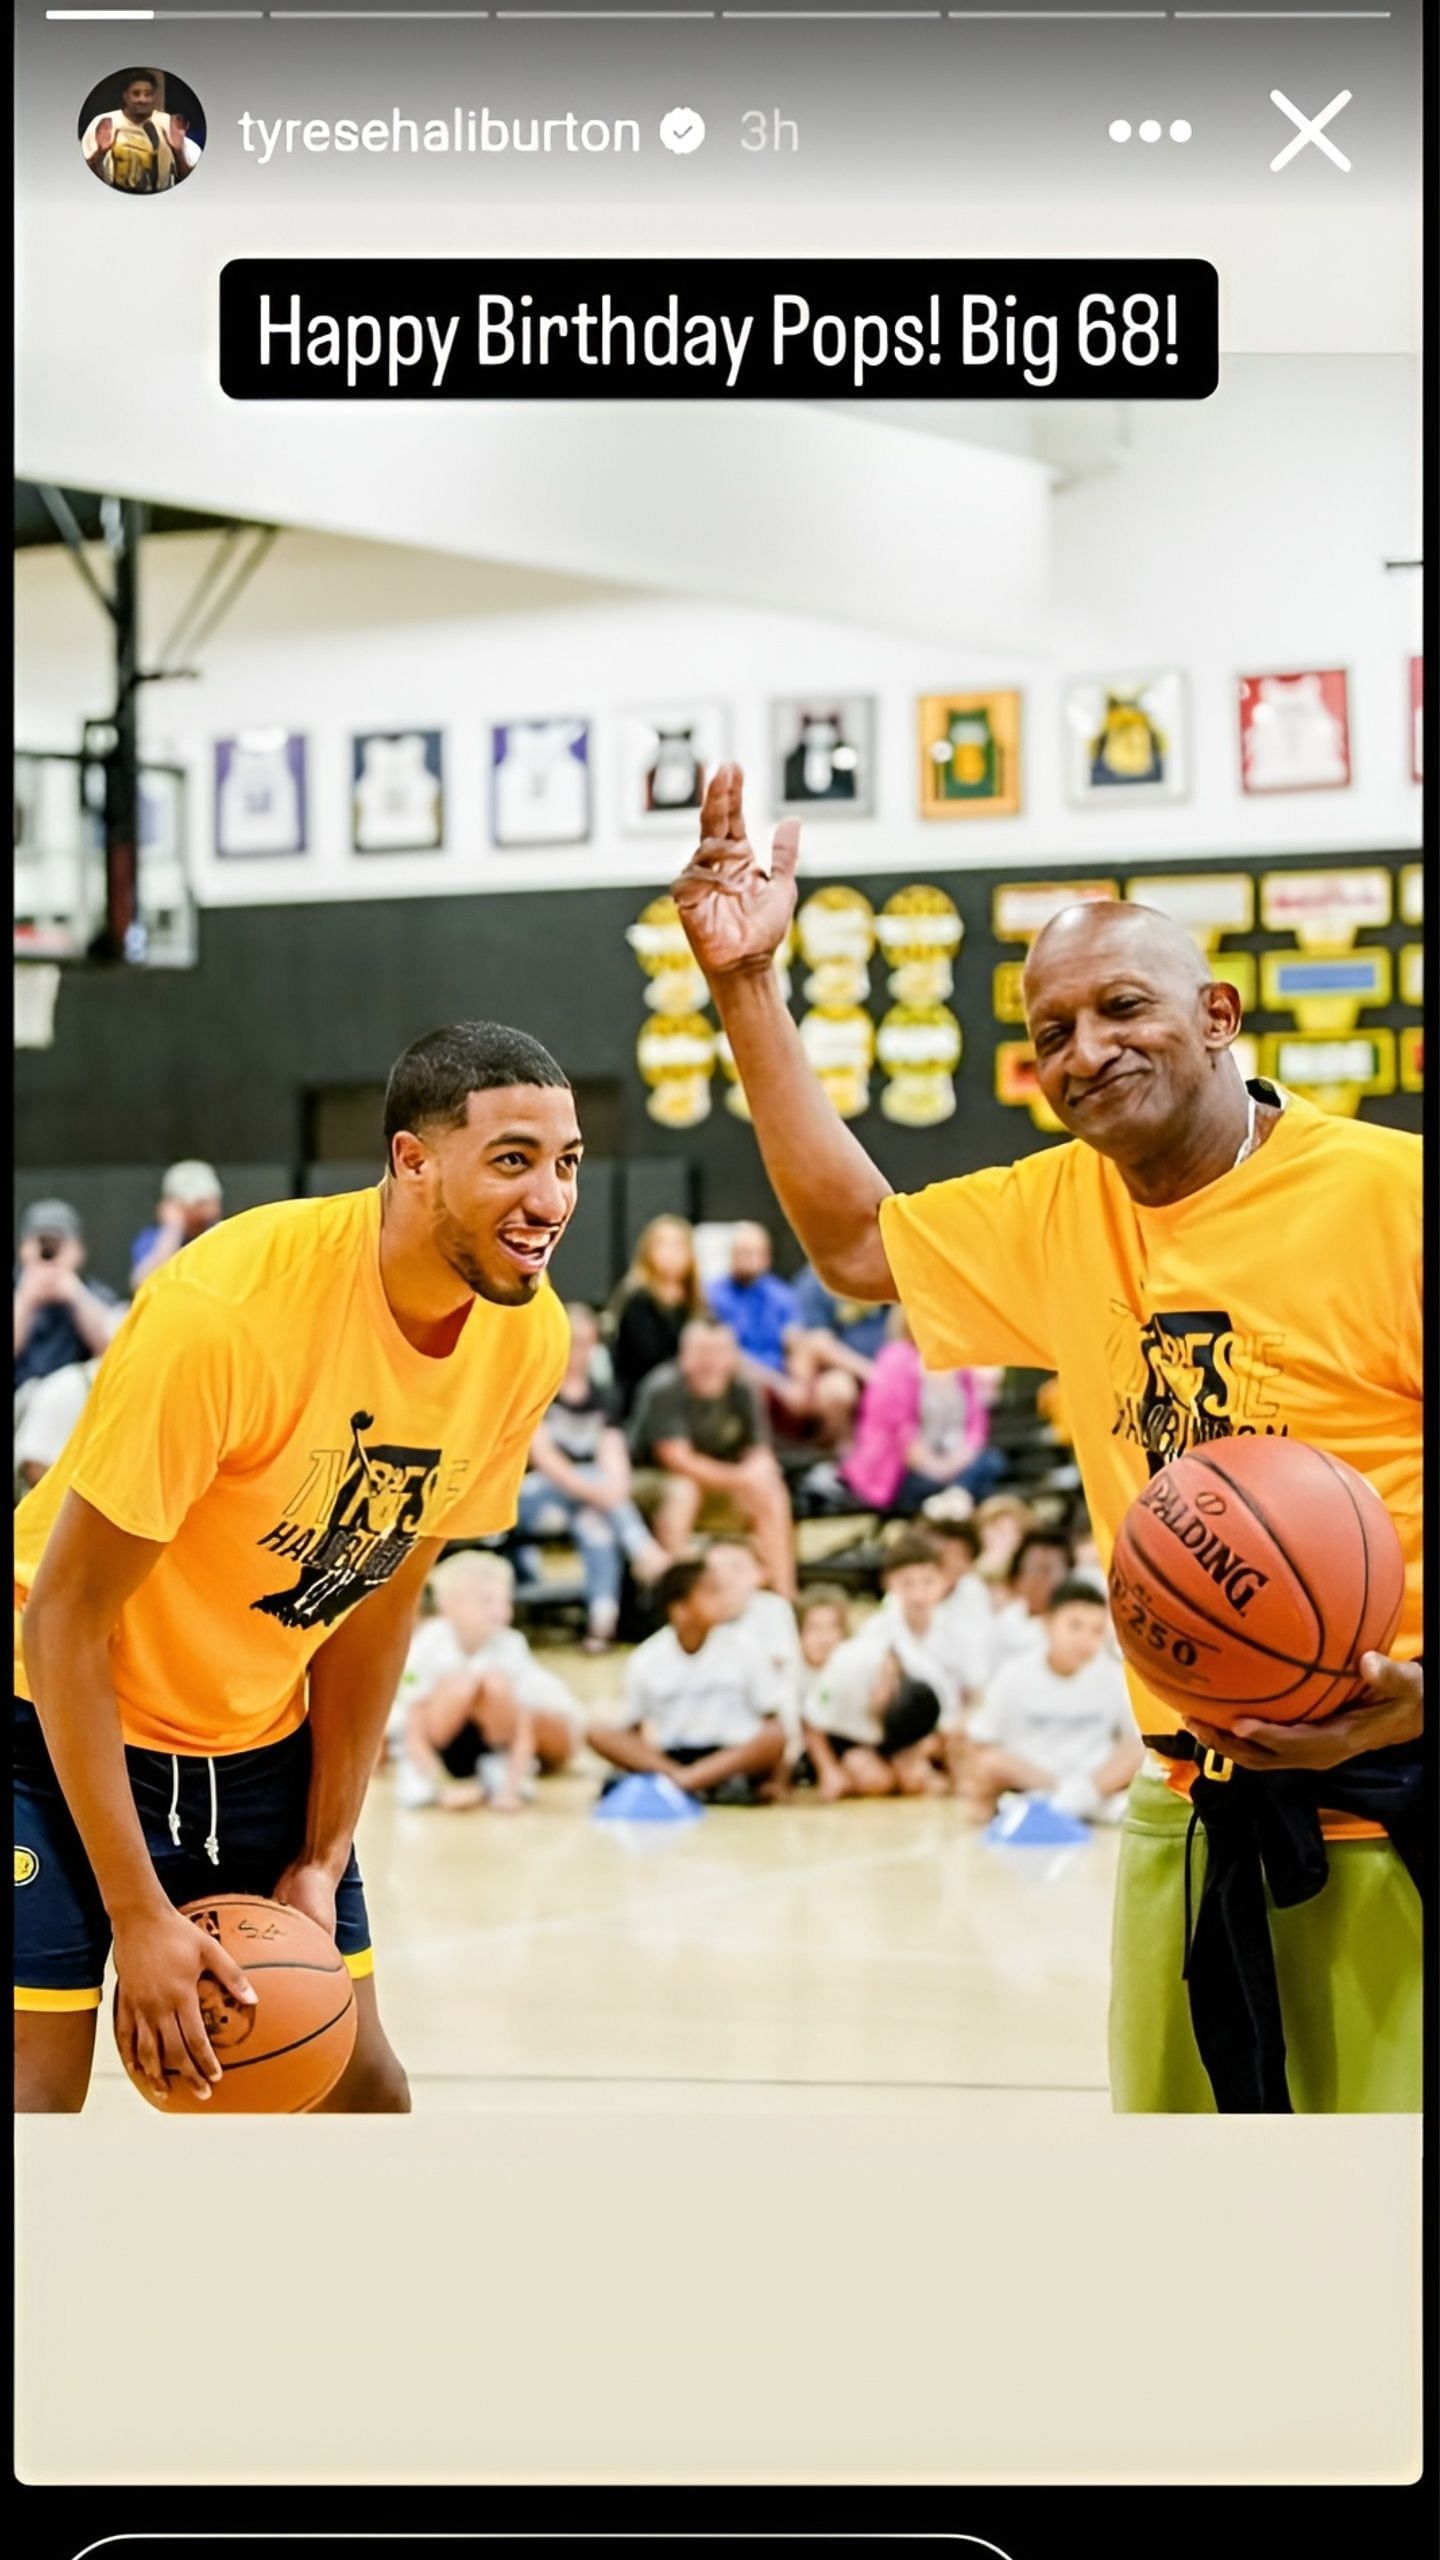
left=118, top=1895, right=357, bottom=2114
left=1109, top=1436, right=1405, bottom=1729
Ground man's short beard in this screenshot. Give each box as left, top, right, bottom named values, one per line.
left=433, top=1188, right=536, bottom=1307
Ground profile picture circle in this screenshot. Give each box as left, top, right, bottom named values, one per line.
left=77, top=67, right=206, bottom=194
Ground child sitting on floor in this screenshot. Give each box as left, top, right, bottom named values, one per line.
left=801, top=1533, right=958, bottom=1801
left=391, top=1549, right=581, bottom=1812
left=957, top=1577, right=1140, bottom=1826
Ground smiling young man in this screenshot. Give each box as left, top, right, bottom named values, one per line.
left=81, top=72, right=200, bottom=192
left=672, top=767, right=1422, bottom=2114
left=14, top=1023, right=576, bottom=2113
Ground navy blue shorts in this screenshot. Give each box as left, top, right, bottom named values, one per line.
left=13, top=1698, right=372, bottom=2012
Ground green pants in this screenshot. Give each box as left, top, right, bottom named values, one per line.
left=1109, top=1773, right=1422, bottom=2113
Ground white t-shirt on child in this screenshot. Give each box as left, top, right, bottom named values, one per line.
left=391, top=1615, right=579, bottom=1743
left=969, top=1649, right=1131, bottom=1785
left=986, top=1598, right=1048, bottom=1677
left=619, top=1621, right=789, bottom=1752
left=883, top=1577, right=992, bottom=1701
left=807, top=1613, right=959, bottom=1749
left=736, top=1591, right=804, bottom=1739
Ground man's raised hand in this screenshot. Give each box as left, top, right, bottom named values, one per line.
left=672, top=763, right=800, bottom=984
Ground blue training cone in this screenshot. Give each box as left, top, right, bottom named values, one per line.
left=593, top=1772, right=704, bottom=1825
left=984, top=1794, right=1092, bottom=1848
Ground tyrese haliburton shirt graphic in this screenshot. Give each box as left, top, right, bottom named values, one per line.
left=1110, top=1308, right=1289, bottom=1475
left=254, top=1408, right=461, bottom=1630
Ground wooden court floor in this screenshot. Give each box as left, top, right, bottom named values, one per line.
left=82, top=1644, right=1120, bottom=2116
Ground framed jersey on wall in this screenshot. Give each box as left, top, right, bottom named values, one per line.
left=215, top=731, right=307, bottom=858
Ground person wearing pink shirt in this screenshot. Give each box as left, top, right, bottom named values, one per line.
left=838, top=1309, right=1003, bottom=1517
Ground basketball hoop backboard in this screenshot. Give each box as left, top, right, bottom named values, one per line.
left=13, top=749, right=196, bottom=969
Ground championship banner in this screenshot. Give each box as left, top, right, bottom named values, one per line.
left=994, top=1040, right=1065, bottom=1133
left=877, top=1002, right=961, bottom=1125
left=629, top=893, right=716, bottom=1125
left=795, top=884, right=876, bottom=1008
left=1399, top=1027, right=1423, bottom=1094
left=1258, top=947, right=1392, bottom=1035
left=1260, top=1028, right=1397, bottom=1118
left=1124, top=871, right=1255, bottom=942
left=798, top=1002, right=875, bottom=1122
left=637, top=1011, right=716, bottom=1127
left=1258, top=868, right=1392, bottom=949
left=1400, top=945, right=1423, bottom=1008
left=992, top=880, right=1119, bottom=943
left=875, top=885, right=963, bottom=1004
left=627, top=892, right=711, bottom=1018
left=1122, top=875, right=1255, bottom=1007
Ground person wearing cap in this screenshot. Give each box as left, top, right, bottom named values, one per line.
left=129, top=1162, right=224, bottom=1293
left=13, top=1205, right=124, bottom=1394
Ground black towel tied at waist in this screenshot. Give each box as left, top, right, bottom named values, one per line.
left=1140, top=1723, right=1424, bottom=2114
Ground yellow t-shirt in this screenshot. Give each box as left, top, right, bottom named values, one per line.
left=13, top=1187, right=569, bottom=1756
left=878, top=1094, right=1422, bottom=1828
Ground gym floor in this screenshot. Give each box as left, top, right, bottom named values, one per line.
left=78, top=1642, right=1119, bottom=2116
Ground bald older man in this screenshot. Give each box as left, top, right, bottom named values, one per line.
left=673, top=765, right=1421, bottom=2115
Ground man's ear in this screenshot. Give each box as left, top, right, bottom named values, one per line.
left=388, top=1130, right=431, bottom=1186
left=1200, top=980, right=1244, bottom=1051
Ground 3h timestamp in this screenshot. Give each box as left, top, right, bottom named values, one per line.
left=741, top=108, right=800, bottom=153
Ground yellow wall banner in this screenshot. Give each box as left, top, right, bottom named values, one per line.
left=1261, top=1028, right=1397, bottom=1117
left=1258, top=946, right=1391, bottom=1034
left=1258, top=868, right=1392, bottom=948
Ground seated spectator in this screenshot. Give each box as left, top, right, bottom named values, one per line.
left=973, top=1491, right=1038, bottom=1591
left=767, top=1261, right=889, bottom=1450
left=988, top=1529, right=1074, bottom=1670
left=837, top=1308, right=1004, bottom=1518
left=890, top=1510, right=994, bottom=1716
left=586, top=1554, right=789, bottom=1805
left=129, top=1160, right=225, bottom=1292
left=791, top=1262, right=891, bottom=1370
left=630, top=1318, right=797, bottom=1599
left=792, top=1586, right=852, bottom=1794
left=707, top=1222, right=801, bottom=1380
left=13, top=1355, right=100, bottom=1496
left=13, top=1201, right=124, bottom=1394
left=710, top=1224, right=877, bottom=1452
left=701, top=1532, right=805, bottom=1739
left=957, top=1579, right=1141, bottom=1826
left=391, top=1551, right=580, bottom=1811
left=515, top=1301, right=668, bottom=1650
left=800, top=1531, right=958, bottom=1801
left=608, top=1215, right=708, bottom=1418
left=795, top=1585, right=851, bottom=1690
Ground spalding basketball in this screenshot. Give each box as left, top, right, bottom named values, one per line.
left=118, top=1894, right=357, bottom=2114
left=1109, top=1436, right=1405, bottom=1729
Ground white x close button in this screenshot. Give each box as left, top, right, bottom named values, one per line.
left=1270, top=89, right=1353, bottom=173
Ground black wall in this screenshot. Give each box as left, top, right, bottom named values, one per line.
left=16, top=848, right=1420, bottom=1295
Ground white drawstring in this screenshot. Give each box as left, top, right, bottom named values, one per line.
left=165, top=1754, right=221, bottom=1865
